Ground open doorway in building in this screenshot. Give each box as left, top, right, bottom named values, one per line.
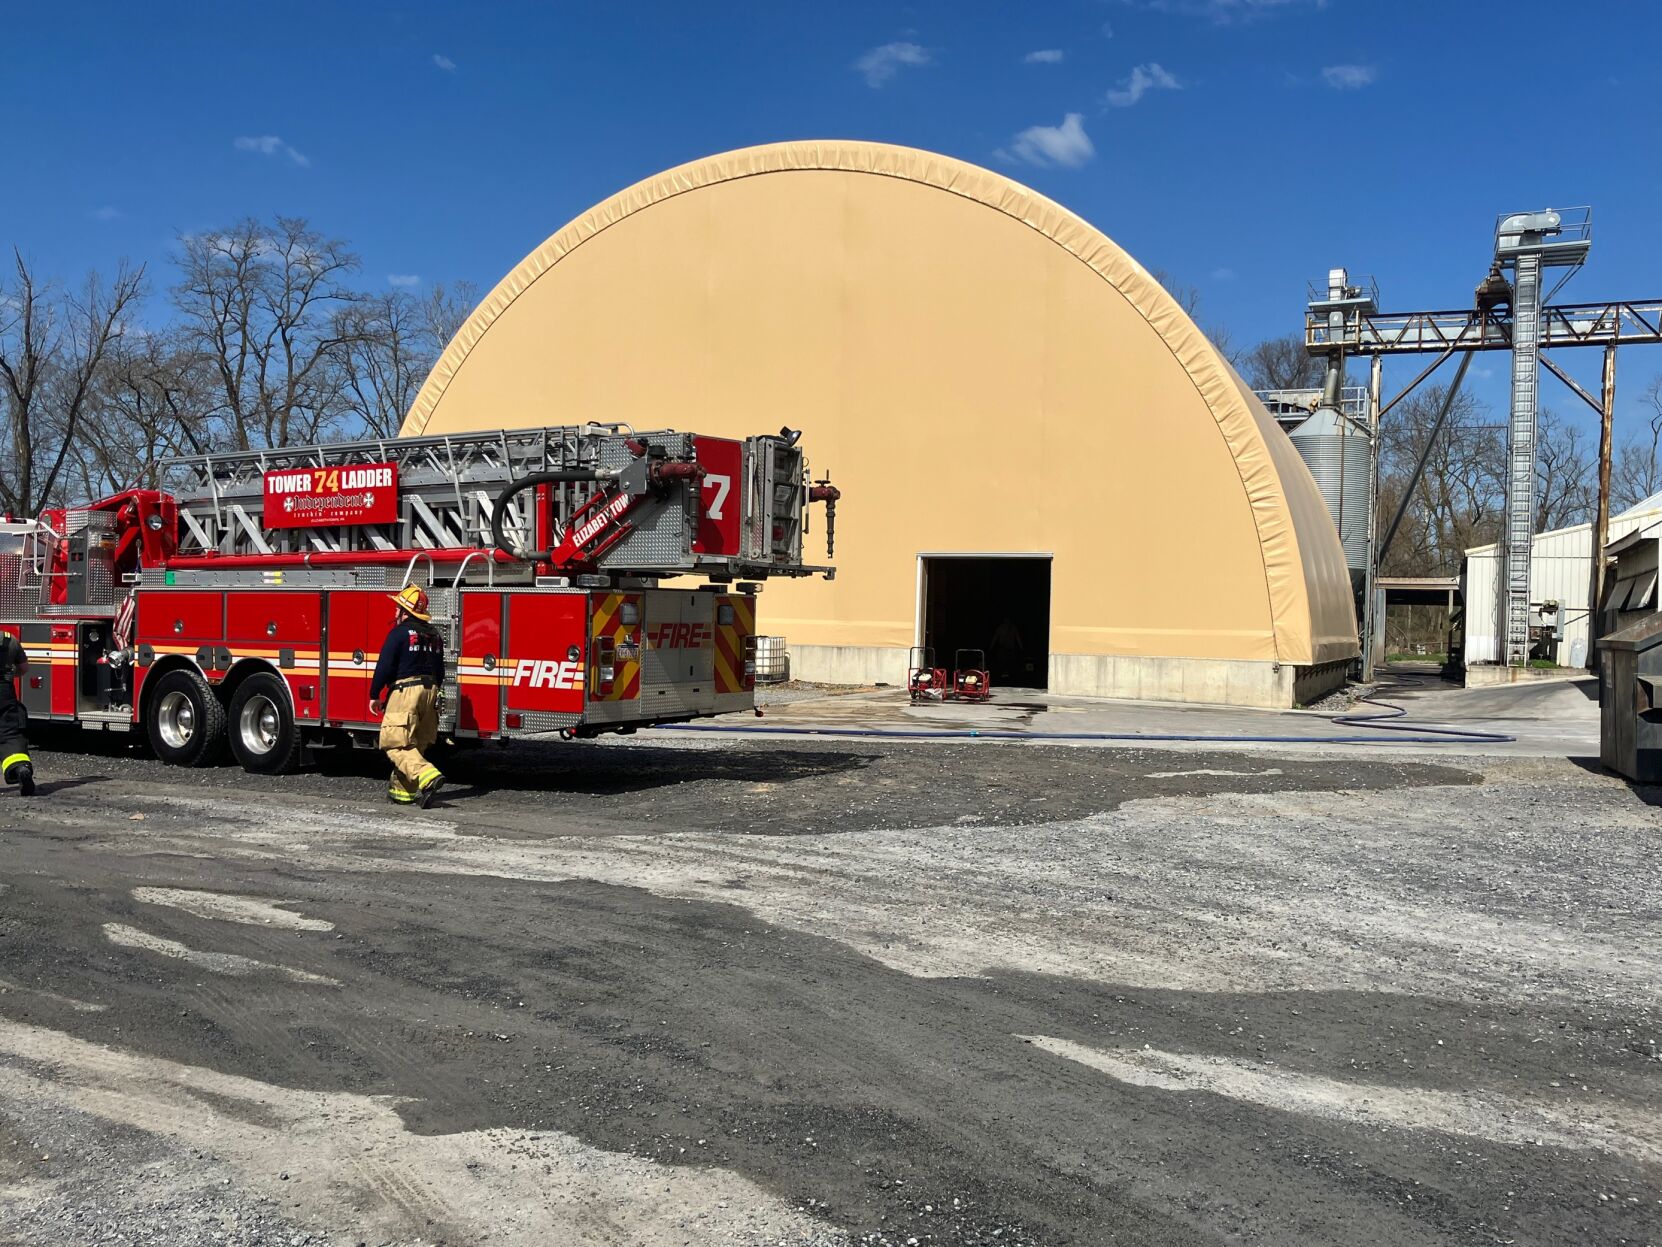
left=920, top=555, right=1052, bottom=689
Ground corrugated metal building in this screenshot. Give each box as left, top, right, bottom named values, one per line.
left=402, top=141, right=1358, bottom=708
left=1463, top=490, right=1662, bottom=668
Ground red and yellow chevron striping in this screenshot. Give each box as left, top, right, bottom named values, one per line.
left=589, top=593, right=641, bottom=701
left=713, top=594, right=755, bottom=695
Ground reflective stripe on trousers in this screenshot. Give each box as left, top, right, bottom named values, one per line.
left=381, top=684, right=441, bottom=797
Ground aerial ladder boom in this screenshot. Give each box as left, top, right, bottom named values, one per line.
left=158, top=422, right=835, bottom=583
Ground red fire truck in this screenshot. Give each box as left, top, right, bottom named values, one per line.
left=0, top=423, right=838, bottom=773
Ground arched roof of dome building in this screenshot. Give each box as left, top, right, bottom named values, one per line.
left=403, top=140, right=1355, bottom=668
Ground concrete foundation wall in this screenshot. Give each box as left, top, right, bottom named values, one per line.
left=1463, top=664, right=1587, bottom=689
left=1291, top=659, right=1352, bottom=706
left=791, top=644, right=912, bottom=688
left=791, top=644, right=1347, bottom=709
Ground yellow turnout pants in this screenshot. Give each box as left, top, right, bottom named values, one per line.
left=379, top=683, right=441, bottom=802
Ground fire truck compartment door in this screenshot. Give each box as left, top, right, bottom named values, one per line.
left=16, top=624, right=53, bottom=719
left=140, top=591, right=224, bottom=643
left=457, top=591, right=503, bottom=734
left=504, top=594, right=587, bottom=717
left=323, top=591, right=388, bottom=725
left=641, top=591, right=716, bottom=718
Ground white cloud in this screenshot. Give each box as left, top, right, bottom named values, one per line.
left=1002, top=113, right=1095, bottom=170
left=1024, top=49, right=1065, bottom=64
left=1210, top=267, right=1237, bottom=281
left=432, top=53, right=456, bottom=72
left=233, top=135, right=310, bottom=167
left=1106, top=63, right=1181, bottom=107
left=387, top=274, right=421, bottom=288
left=1101, top=20, right=1116, bottom=36
left=853, top=41, right=930, bottom=88
left=87, top=206, right=123, bottom=222
left=1321, top=64, right=1377, bottom=89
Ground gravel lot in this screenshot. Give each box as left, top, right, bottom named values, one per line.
left=0, top=729, right=1658, bottom=1246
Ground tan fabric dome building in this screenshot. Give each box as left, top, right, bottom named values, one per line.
left=403, top=141, right=1357, bottom=707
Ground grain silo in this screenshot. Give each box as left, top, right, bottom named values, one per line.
left=403, top=141, right=1358, bottom=708
left=1288, top=404, right=1371, bottom=573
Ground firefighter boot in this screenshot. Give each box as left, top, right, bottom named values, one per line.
left=387, top=771, right=419, bottom=806
left=417, top=765, right=445, bottom=809
left=5, top=757, right=35, bottom=797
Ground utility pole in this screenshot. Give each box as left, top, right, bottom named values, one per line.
left=1364, top=354, right=1383, bottom=677
left=1592, top=343, right=1617, bottom=657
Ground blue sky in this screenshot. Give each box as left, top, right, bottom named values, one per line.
left=7, top=0, right=1661, bottom=434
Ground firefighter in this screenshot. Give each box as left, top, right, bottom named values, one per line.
left=0, top=630, right=35, bottom=797
left=368, top=585, right=446, bottom=808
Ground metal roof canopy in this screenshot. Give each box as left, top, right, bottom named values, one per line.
left=1376, top=575, right=1460, bottom=608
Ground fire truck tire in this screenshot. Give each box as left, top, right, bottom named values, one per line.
left=227, top=673, right=302, bottom=774
left=145, top=668, right=228, bottom=767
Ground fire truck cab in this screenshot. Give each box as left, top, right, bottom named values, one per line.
left=0, top=423, right=838, bottom=774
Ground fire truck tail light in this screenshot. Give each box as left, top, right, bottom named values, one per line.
left=506, top=713, right=523, bottom=729
left=619, top=603, right=639, bottom=626
left=592, top=637, right=617, bottom=698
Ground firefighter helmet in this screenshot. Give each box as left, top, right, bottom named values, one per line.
left=389, top=584, right=432, bottom=621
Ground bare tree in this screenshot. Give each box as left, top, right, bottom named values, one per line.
left=1151, top=268, right=1201, bottom=319
left=420, top=280, right=478, bottom=352
left=1150, top=268, right=1239, bottom=365
left=1241, top=333, right=1325, bottom=392
left=71, top=331, right=216, bottom=497
left=1377, top=384, right=1503, bottom=576
left=1533, top=408, right=1595, bottom=531
left=172, top=217, right=362, bottom=451
left=335, top=281, right=481, bottom=438
left=1613, top=374, right=1662, bottom=510
left=0, top=251, right=145, bottom=515
left=335, top=293, right=428, bottom=438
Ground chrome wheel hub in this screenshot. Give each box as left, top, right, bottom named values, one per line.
left=239, top=694, right=280, bottom=755
left=157, top=691, right=196, bottom=750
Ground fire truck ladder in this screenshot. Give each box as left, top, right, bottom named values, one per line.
left=162, top=423, right=672, bottom=565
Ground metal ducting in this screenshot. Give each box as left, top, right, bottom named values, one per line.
left=1289, top=405, right=1370, bottom=572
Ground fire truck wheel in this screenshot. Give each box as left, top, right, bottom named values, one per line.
left=227, top=673, right=302, bottom=774
left=145, top=668, right=228, bottom=768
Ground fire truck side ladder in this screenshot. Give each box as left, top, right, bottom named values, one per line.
left=162, top=423, right=649, bottom=561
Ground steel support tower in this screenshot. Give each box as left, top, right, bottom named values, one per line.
left=1504, top=248, right=1544, bottom=664
left=1297, top=207, right=1662, bottom=672
left=1492, top=211, right=1591, bottom=664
